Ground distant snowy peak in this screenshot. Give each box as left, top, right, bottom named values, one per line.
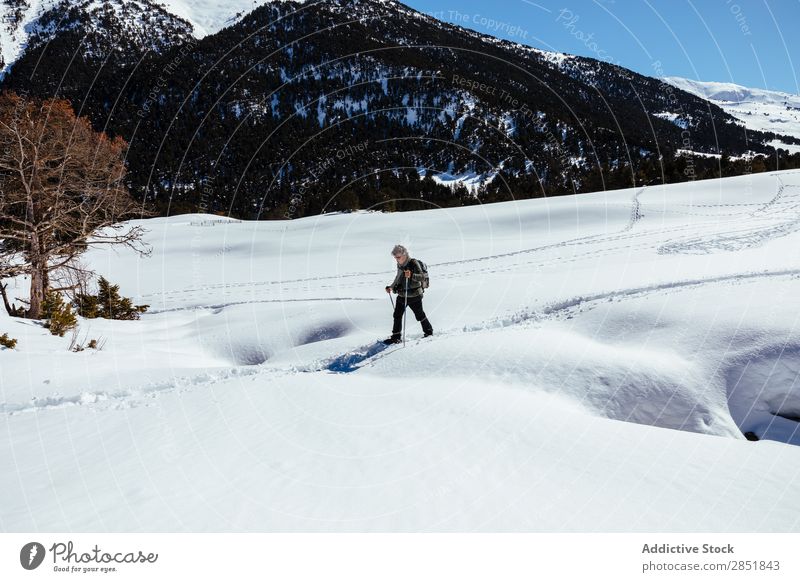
left=664, top=77, right=800, bottom=107
left=0, top=0, right=264, bottom=62
left=156, top=0, right=415, bottom=39
left=528, top=47, right=574, bottom=67
left=0, top=0, right=45, bottom=73
left=664, top=76, right=800, bottom=149
left=29, top=0, right=194, bottom=52
left=154, top=0, right=275, bottom=38
left=0, top=0, right=194, bottom=76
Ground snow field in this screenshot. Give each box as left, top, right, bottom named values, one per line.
left=3, top=170, right=800, bottom=530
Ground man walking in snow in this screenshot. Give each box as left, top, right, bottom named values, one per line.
left=383, top=244, right=433, bottom=344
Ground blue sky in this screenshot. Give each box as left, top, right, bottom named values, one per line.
left=400, top=0, right=800, bottom=94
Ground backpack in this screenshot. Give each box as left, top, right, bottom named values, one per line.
left=413, top=259, right=430, bottom=291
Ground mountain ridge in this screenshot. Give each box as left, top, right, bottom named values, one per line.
left=1, top=0, right=799, bottom=219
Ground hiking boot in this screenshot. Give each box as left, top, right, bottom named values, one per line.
left=382, top=336, right=402, bottom=345
left=423, top=331, right=433, bottom=338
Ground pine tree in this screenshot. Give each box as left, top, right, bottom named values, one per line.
left=42, top=290, right=77, bottom=337
left=74, top=292, right=100, bottom=318
left=96, top=277, right=149, bottom=320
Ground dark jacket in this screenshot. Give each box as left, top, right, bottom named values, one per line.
left=390, top=257, right=425, bottom=298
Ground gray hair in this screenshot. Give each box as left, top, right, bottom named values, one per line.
left=391, top=244, right=408, bottom=257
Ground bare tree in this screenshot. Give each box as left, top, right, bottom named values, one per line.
left=0, top=91, right=156, bottom=319
left=0, top=238, right=26, bottom=315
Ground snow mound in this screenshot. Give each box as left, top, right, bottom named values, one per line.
left=726, top=345, right=800, bottom=445
left=359, top=327, right=740, bottom=438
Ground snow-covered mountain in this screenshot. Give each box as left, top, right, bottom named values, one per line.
left=4, top=0, right=791, bottom=219
left=665, top=77, right=800, bottom=154
left=3, top=170, right=800, bottom=531
left=0, top=0, right=405, bottom=77
left=0, top=0, right=310, bottom=72
left=0, top=0, right=195, bottom=78
left=0, top=0, right=43, bottom=75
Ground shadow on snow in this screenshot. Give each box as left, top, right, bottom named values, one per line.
left=325, top=342, right=391, bottom=373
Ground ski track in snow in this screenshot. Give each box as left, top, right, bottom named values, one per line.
left=0, top=364, right=297, bottom=416
left=657, top=177, right=800, bottom=254
left=146, top=296, right=379, bottom=315
left=471, top=267, right=800, bottom=331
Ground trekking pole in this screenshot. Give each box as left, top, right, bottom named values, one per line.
left=388, top=290, right=394, bottom=310
left=403, top=274, right=409, bottom=346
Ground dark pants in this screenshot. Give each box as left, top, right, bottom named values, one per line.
left=392, top=294, right=433, bottom=338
